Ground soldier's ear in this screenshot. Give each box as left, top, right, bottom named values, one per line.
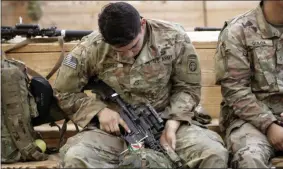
left=141, top=18, right=146, bottom=30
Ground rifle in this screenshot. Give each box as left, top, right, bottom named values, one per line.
left=85, top=77, right=183, bottom=168
left=1, top=23, right=93, bottom=42
left=194, top=27, right=222, bottom=31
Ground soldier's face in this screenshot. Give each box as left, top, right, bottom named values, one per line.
left=279, top=0, right=283, bottom=9
left=266, top=0, right=283, bottom=10
left=112, top=19, right=146, bottom=58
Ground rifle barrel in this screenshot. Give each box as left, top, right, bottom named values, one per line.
left=194, top=27, right=222, bottom=31
left=60, top=30, right=93, bottom=38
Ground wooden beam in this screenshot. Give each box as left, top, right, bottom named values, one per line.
left=1, top=154, right=59, bottom=168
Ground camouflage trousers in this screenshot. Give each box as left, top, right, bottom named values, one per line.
left=59, top=124, right=228, bottom=168
left=226, top=122, right=275, bottom=168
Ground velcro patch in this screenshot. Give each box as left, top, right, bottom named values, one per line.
left=63, top=54, right=78, bottom=69
left=247, top=39, right=273, bottom=47
left=189, top=60, right=197, bottom=72
left=188, top=54, right=198, bottom=73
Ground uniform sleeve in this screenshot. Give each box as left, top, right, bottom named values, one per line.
left=163, top=32, right=201, bottom=124
left=215, top=25, right=277, bottom=134
left=53, top=38, right=107, bottom=128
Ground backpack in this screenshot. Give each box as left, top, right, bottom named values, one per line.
left=1, top=58, right=48, bottom=163
left=1, top=37, right=79, bottom=163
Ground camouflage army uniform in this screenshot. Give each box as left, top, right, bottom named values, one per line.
left=54, top=19, right=228, bottom=168
left=215, top=2, right=283, bottom=168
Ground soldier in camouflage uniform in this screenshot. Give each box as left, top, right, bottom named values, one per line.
left=215, top=0, right=283, bottom=168
left=54, top=2, right=228, bottom=168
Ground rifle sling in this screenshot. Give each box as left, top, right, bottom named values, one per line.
left=3, top=37, right=66, bottom=80
left=4, top=38, right=31, bottom=53
left=45, top=36, right=65, bottom=80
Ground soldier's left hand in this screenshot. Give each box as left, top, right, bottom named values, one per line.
left=160, top=120, right=181, bottom=150
left=267, top=123, right=283, bottom=151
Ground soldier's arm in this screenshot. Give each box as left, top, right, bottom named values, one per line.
left=163, top=32, right=201, bottom=124
left=53, top=36, right=107, bottom=128
left=215, top=25, right=277, bottom=134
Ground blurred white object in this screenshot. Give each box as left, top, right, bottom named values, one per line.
left=19, top=16, right=23, bottom=24
left=187, top=31, right=220, bottom=42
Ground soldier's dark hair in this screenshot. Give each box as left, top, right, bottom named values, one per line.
left=98, top=2, right=141, bottom=47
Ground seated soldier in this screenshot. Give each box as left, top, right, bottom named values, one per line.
left=215, top=0, right=283, bottom=168
left=54, top=2, right=228, bottom=168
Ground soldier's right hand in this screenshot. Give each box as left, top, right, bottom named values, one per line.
left=97, top=108, right=131, bottom=135
left=267, top=123, right=283, bottom=151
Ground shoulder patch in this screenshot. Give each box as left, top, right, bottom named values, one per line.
left=189, top=60, right=197, bottom=72
left=188, top=54, right=198, bottom=72
left=63, top=54, right=78, bottom=69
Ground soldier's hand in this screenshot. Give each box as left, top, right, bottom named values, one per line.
left=160, top=120, right=181, bottom=150
left=267, top=123, right=283, bottom=151
left=97, top=108, right=130, bottom=135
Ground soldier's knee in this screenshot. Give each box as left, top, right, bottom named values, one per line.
left=210, top=146, right=228, bottom=159
left=197, top=148, right=228, bottom=168
left=184, top=147, right=229, bottom=168
left=61, top=151, right=88, bottom=168
left=203, top=146, right=229, bottom=164
left=231, top=146, right=268, bottom=168
left=235, top=146, right=266, bottom=160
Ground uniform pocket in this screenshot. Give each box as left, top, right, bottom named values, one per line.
left=215, top=41, right=228, bottom=84
left=129, top=61, right=171, bottom=102
left=253, top=46, right=277, bottom=90
left=140, top=62, right=170, bottom=85
left=98, top=67, right=124, bottom=94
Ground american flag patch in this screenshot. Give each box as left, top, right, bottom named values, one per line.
left=63, top=54, right=78, bottom=69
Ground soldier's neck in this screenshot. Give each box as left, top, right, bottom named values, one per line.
left=134, top=24, right=149, bottom=60
left=263, top=1, right=283, bottom=25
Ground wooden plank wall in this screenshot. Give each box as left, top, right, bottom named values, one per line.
left=1, top=32, right=221, bottom=118
left=2, top=1, right=259, bottom=30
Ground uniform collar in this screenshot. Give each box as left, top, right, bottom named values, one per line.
left=114, top=52, right=135, bottom=64
left=132, top=20, right=160, bottom=68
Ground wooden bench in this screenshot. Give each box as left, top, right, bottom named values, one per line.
left=2, top=32, right=282, bottom=168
